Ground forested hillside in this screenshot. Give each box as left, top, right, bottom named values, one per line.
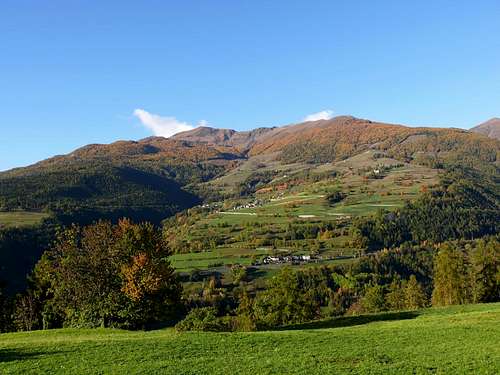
left=0, top=138, right=243, bottom=223
left=0, top=115, right=499, bottom=334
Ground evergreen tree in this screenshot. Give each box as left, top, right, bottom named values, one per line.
left=470, top=238, right=500, bottom=303
left=404, top=275, right=427, bottom=309
left=432, top=243, right=470, bottom=306
left=235, top=290, right=256, bottom=331
left=253, top=267, right=318, bottom=328
left=385, top=279, right=406, bottom=311
left=360, top=284, right=386, bottom=313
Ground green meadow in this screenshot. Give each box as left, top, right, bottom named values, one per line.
left=170, top=248, right=265, bottom=271
left=1, top=303, right=498, bottom=374
left=0, top=211, right=49, bottom=228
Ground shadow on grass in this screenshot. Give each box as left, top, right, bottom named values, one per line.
left=0, top=348, right=70, bottom=363
left=246, top=267, right=268, bottom=280
left=278, top=310, right=420, bottom=331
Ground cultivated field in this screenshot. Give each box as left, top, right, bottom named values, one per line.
left=1, top=303, right=498, bottom=374
left=0, top=211, right=49, bottom=228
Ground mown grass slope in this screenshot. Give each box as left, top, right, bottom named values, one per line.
left=0, top=211, right=49, bottom=228
left=1, top=303, right=499, bottom=374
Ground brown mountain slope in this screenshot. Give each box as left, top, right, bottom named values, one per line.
left=4, top=138, right=243, bottom=178
left=2, top=115, right=498, bottom=221
left=251, top=116, right=499, bottom=167
left=172, top=116, right=500, bottom=167
left=470, top=118, right=500, bottom=140
left=248, top=116, right=406, bottom=157
left=172, top=126, right=276, bottom=151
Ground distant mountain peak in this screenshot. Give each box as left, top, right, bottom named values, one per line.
left=470, top=118, right=500, bottom=140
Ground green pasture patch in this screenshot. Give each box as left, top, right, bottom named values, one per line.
left=1, top=303, right=498, bottom=374
left=0, top=211, right=49, bottom=228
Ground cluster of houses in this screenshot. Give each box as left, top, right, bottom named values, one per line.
left=230, top=199, right=264, bottom=211
left=269, top=192, right=286, bottom=201
left=200, top=202, right=221, bottom=209
left=260, top=254, right=313, bottom=265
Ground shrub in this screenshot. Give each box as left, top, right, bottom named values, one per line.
left=326, top=287, right=356, bottom=316
left=175, top=307, right=232, bottom=332
left=326, top=191, right=346, bottom=205
left=359, top=284, right=386, bottom=313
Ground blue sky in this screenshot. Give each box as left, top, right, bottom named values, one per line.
left=1, top=1, right=499, bottom=171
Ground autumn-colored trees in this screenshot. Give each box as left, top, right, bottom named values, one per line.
left=6, top=221, right=498, bottom=334
left=18, top=219, right=181, bottom=330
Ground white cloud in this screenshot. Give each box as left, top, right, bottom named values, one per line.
left=133, top=109, right=206, bottom=137
left=303, top=109, right=334, bottom=122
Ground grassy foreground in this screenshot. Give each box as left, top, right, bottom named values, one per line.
left=1, top=304, right=499, bottom=374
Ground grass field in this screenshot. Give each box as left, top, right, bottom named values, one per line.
left=1, top=303, right=498, bottom=374
left=0, top=211, right=49, bottom=228
left=170, top=248, right=267, bottom=271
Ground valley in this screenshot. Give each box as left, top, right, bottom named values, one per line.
left=0, top=116, right=499, bottom=375
left=163, top=149, right=438, bottom=288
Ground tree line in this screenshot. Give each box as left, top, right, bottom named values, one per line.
left=1, top=219, right=497, bottom=333
left=174, top=237, right=499, bottom=332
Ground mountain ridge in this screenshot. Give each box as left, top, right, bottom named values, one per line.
left=173, top=116, right=499, bottom=166
left=1, top=115, right=498, bottom=223
left=172, top=125, right=277, bottom=151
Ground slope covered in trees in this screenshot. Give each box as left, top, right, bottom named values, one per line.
left=355, top=168, right=500, bottom=250
left=0, top=138, right=243, bottom=223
